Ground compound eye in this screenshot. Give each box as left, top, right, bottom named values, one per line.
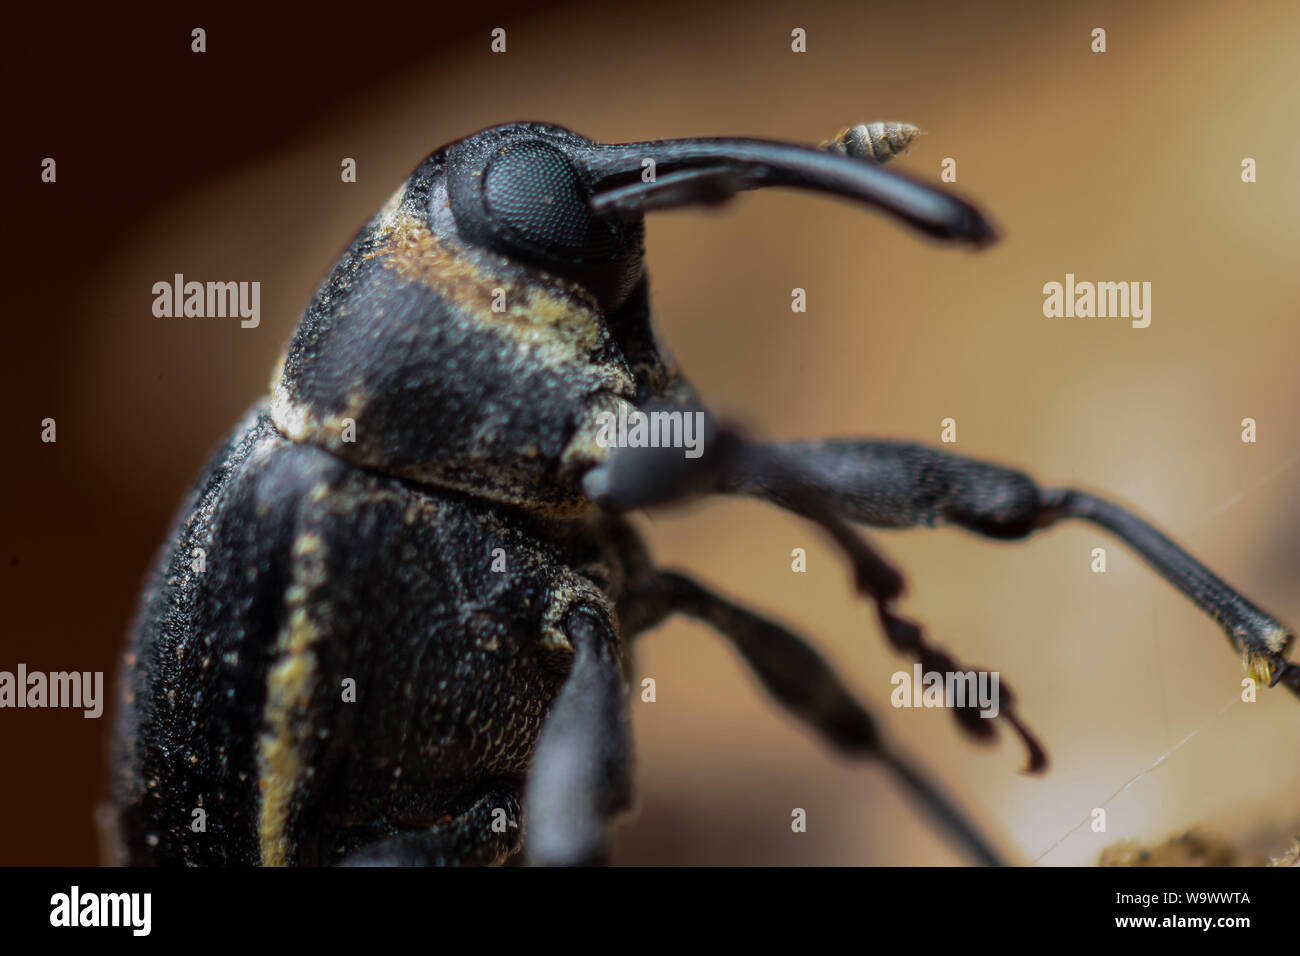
left=480, top=141, right=617, bottom=263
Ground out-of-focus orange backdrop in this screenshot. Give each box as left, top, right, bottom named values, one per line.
left=4, top=0, right=1299, bottom=865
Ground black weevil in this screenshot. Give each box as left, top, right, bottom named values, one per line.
left=113, top=121, right=1298, bottom=866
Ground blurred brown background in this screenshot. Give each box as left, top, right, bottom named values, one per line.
left=4, top=0, right=1299, bottom=865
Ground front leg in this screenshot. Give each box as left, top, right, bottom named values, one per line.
left=584, top=418, right=1296, bottom=693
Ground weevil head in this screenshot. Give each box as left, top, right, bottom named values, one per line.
left=269, top=122, right=998, bottom=514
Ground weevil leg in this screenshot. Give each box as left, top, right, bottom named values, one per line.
left=523, top=606, right=633, bottom=866
left=621, top=570, right=1007, bottom=866
left=585, top=423, right=1048, bottom=771
left=337, top=789, right=523, bottom=866
left=724, top=440, right=1299, bottom=695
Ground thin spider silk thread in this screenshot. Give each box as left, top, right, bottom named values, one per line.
left=1032, top=693, right=1241, bottom=864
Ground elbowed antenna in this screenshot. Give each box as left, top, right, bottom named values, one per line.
left=578, top=128, right=998, bottom=247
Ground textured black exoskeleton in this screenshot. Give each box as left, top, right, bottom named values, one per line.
left=113, top=121, right=1298, bottom=867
